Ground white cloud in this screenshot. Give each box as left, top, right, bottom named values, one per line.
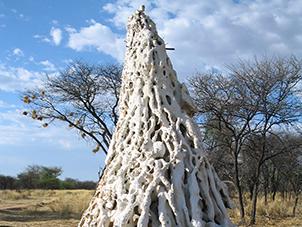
left=0, top=64, right=43, bottom=92
left=12, top=48, right=24, bottom=57
left=50, top=27, right=62, bottom=45
left=67, top=22, right=124, bottom=62
left=29, top=56, right=35, bottom=62
left=33, top=34, right=51, bottom=43
left=0, top=100, right=16, bottom=109
left=40, top=60, right=56, bottom=71
left=34, top=27, right=62, bottom=46
left=52, top=20, right=59, bottom=25
left=65, top=25, right=76, bottom=33
left=0, top=109, right=81, bottom=149
left=101, top=0, right=302, bottom=79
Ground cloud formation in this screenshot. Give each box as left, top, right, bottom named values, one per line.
left=12, top=48, right=24, bottom=57
left=40, top=60, right=56, bottom=71
left=0, top=64, right=43, bottom=92
left=67, top=21, right=124, bottom=62
left=100, top=0, right=302, bottom=79
left=34, top=27, right=62, bottom=46
left=50, top=27, right=62, bottom=45
left=0, top=109, right=82, bottom=149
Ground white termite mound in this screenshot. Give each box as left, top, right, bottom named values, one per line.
left=79, top=7, right=234, bottom=227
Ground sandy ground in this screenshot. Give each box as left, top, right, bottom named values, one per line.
left=0, top=219, right=78, bottom=227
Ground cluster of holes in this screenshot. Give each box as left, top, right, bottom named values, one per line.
left=82, top=12, right=232, bottom=227
left=126, top=14, right=225, bottom=227
left=179, top=123, right=195, bottom=149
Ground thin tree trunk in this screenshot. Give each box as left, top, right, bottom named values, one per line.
left=292, top=195, right=299, bottom=217
left=233, top=145, right=245, bottom=221
left=272, top=190, right=276, bottom=201
left=271, top=167, right=277, bottom=201
left=250, top=162, right=261, bottom=225
left=263, top=166, right=268, bottom=205
left=249, top=185, right=253, bottom=201
left=264, top=185, right=268, bottom=205
left=250, top=183, right=258, bottom=225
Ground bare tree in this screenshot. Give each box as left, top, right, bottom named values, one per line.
left=267, top=135, right=302, bottom=216
left=190, top=56, right=302, bottom=224
left=190, top=71, right=260, bottom=222
left=231, top=57, right=302, bottom=224
left=22, top=61, right=122, bottom=154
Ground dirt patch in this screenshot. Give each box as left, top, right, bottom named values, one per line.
left=0, top=219, right=78, bottom=227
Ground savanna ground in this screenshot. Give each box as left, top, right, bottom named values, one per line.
left=0, top=190, right=301, bottom=226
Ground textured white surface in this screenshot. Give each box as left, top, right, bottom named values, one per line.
left=79, top=7, right=234, bottom=227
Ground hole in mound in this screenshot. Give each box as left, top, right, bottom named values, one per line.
left=188, top=138, right=195, bottom=149
left=134, top=205, right=140, bottom=215
left=192, top=158, right=196, bottom=166
left=201, top=198, right=207, bottom=213
left=156, top=133, right=162, bottom=142
left=139, top=89, right=144, bottom=97
left=168, top=140, right=175, bottom=151
left=150, top=130, right=155, bottom=139
left=147, top=101, right=152, bottom=118
left=184, top=169, right=189, bottom=185
left=127, top=138, right=132, bottom=145
left=152, top=52, right=155, bottom=61
left=179, top=123, right=187, bottom=137
left=214, top=213, right=223, bottom=225
left=166, top=95, right=171, bottom=105
left=155, top=122, right=161, bottom=131
left=147, top=120, right=152, bottom=130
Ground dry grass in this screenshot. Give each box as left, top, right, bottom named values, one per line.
left=0, top=190, right=301, bottom=226
left=229, top=194, right=302, bottom=226
left=47, top=190, right=93, bottom=216
left=0, top=189, right=94, bottom=226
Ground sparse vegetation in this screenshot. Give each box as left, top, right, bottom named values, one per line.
left=18, top=58, right=302, bottom=225
left=0, top=190, right=94, bottom=226
left=0, top=190, right=300, bottom=226
left=229, top=194, right=302, bottom=226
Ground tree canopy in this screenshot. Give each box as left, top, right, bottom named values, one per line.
left=23, top=62, right=122, bottom=154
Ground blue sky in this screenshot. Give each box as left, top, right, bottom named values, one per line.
left=1, top=0, right=302, bottom=181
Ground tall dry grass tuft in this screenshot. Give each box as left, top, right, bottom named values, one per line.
left=0, top=190, right=31, bottom=200
left=48, top=190, right=93, bottom=217
left=229, top=193, right=301, bottom=226
left=0, top=189, right=94, bottom=219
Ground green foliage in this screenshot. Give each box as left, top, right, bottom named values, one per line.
left=0, top=175, right=17, bottom=189
left=0, top=165, right=96, bottom=190
left=17, top=165, right=62, bottom=189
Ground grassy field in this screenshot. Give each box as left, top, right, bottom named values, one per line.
left=0, top=190, right=93, bottom=227
left=229, top=194, right=302, bottom=226
left=0, top=190, right=301, bottom=226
